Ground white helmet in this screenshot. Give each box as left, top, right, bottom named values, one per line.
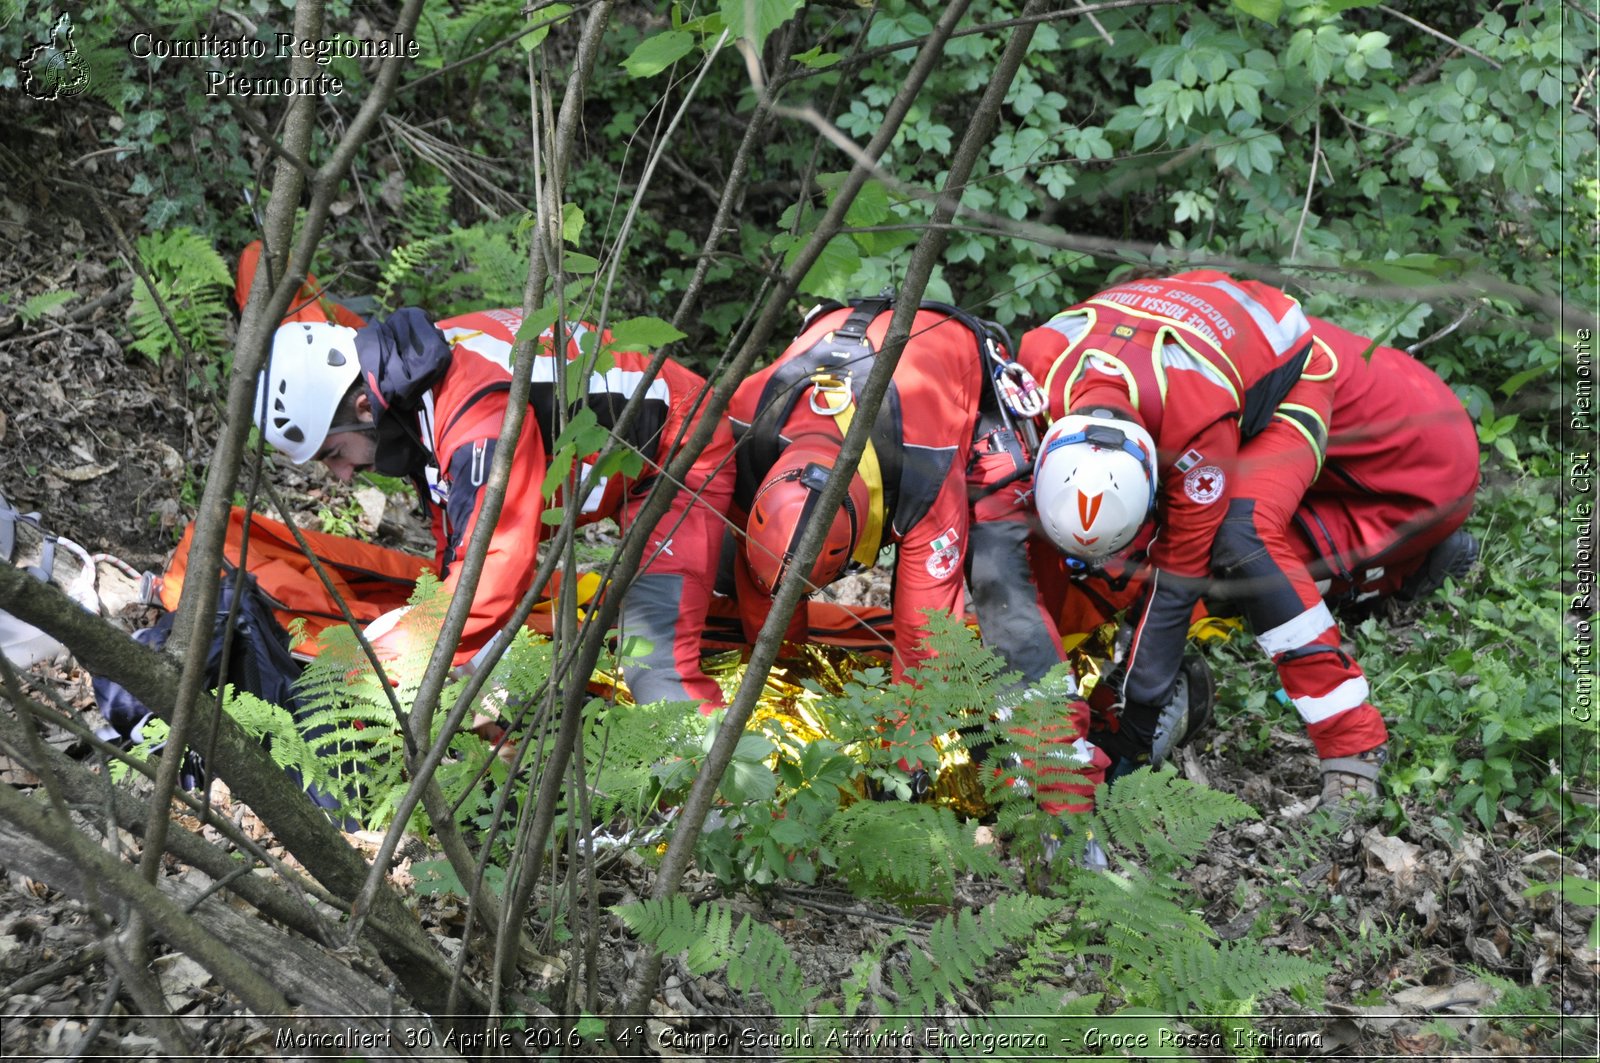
left=1034, top=412, right=1158, bottom=563
left=255, top=322, right=361, bottom=464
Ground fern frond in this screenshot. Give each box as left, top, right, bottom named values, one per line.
left=1081, top=768, right=1258, bottom=873
left=824, top=802, right=1005, bottom=902
left=886, top=894, right=1063, bottom=1016
left=128, top=226, right=232, bottom=363
left=1154, top=937, right=1328, bottom=1015
left=725, top=915, right=821, bottom=1016
left=18, top=290, right=76, bottom=322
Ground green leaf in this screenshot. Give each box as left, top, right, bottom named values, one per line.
left=844, top=180, right=891, bottom=228
left=563, top=253, right=600, bottom=275
left=607, top=315, right=686, bottom=350
left=617, top=635, right=655, bottom=661
left=734, top=733, right=776, bottom=761
left=721, top=757, right=778, bottom=803
left=521, top=3, right=573, bottom=52
left=622, top=29, right=694, bottom=78
left=720, top=0, right=801, bottom=49
left=787, top=234, right=861, bottom=301
left=1499, top=363, right=1551, bottom=397
left=791, top=45, right=840, bottom=70
left=541, top=448, right=575, bottom=499
left=594, top=447, right=647, bottom=479
left=769, top=818, right=811, bottom=846
left=514, top=305, right=559, bottom=346
left=562, top=202, right=585, bottom=246
left=1230, top=0, right=1282, bottom=25
left=552, top=405, right=609, bottom=456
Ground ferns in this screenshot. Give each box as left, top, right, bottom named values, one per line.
left=614, top=892, right=1060, bottom=1045
left=1150, top=938, right=1328, bottom=1015
left=377, top=182, right=531, bottom=317
left=883, top=894, right=1063, bottom=1016
left=180, top=576, right=538, bottom=830
left=128, top=226, right=233, bottom=364
left=3, top=289, right=78, bottom=323
left=1080, top=767, right=1259, bottom=873
left=583, top=696, right=708, bottom=825
left=823, top=801, right=1003, bottom=902
left=1044, top=769, right=1329, bottom=1027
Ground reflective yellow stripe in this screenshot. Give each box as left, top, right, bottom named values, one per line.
left=1303, top=336, right=1339, bottom=381
left=1042, top=308, right=1097, bottom=420
left=1154, top=325, right=1240, bottom=406
left=812, top=378, right=886, bottom=567
left=1067, top=347, right=1142, bottom=409
left=1273, top=403, right=1327, bottom=475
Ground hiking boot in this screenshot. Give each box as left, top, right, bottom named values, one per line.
left=1398, top=530, right=1479, bottom=601
left=1149, top=653, right=1217, bottom=767
left=1318, top=744, right=1387, bottom=817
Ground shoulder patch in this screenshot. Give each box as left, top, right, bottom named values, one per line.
left=1183, top=465, right=1225, bottom=504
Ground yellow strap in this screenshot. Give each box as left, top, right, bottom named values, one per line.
left=812, top=376, right=886, bottom=568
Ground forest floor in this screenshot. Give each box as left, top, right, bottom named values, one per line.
left=0, top=172, right=1595, bottom=1061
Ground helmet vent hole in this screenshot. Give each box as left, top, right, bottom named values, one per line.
left=283, top=426, right=305, bottom=444
left=326, top=351, right=346, bottom=367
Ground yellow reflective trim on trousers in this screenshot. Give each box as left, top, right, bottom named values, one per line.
left=812, top=378, right=886, bottom=568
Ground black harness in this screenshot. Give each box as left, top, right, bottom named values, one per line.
left=734, top=296, right=1027, bottom=535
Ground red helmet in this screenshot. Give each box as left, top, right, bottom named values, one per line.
left=745, top=435, right=870, bottom=595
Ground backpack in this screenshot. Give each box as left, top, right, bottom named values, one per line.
left=93, top=568, right=352, bottom=816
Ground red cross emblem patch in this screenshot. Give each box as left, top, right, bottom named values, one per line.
left=1183, top=465, right=1225, bottom=504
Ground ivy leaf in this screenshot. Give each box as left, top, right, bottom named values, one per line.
left=622, top=29, right=694, bottom=78
left=608, top=315, right=686, bottom=350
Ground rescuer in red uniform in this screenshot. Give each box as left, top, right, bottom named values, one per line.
left=1021, top=271, right=1478, bottom=811
left=729, top=297, right=1109, bottom=816
left=254, top=308, right=734, bottom=708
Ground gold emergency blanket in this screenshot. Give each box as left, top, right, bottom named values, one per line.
left=593, top=615, right=1241, bottom=819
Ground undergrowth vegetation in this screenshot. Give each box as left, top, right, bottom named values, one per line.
left=1, top=0, right=1591, bottom=1053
